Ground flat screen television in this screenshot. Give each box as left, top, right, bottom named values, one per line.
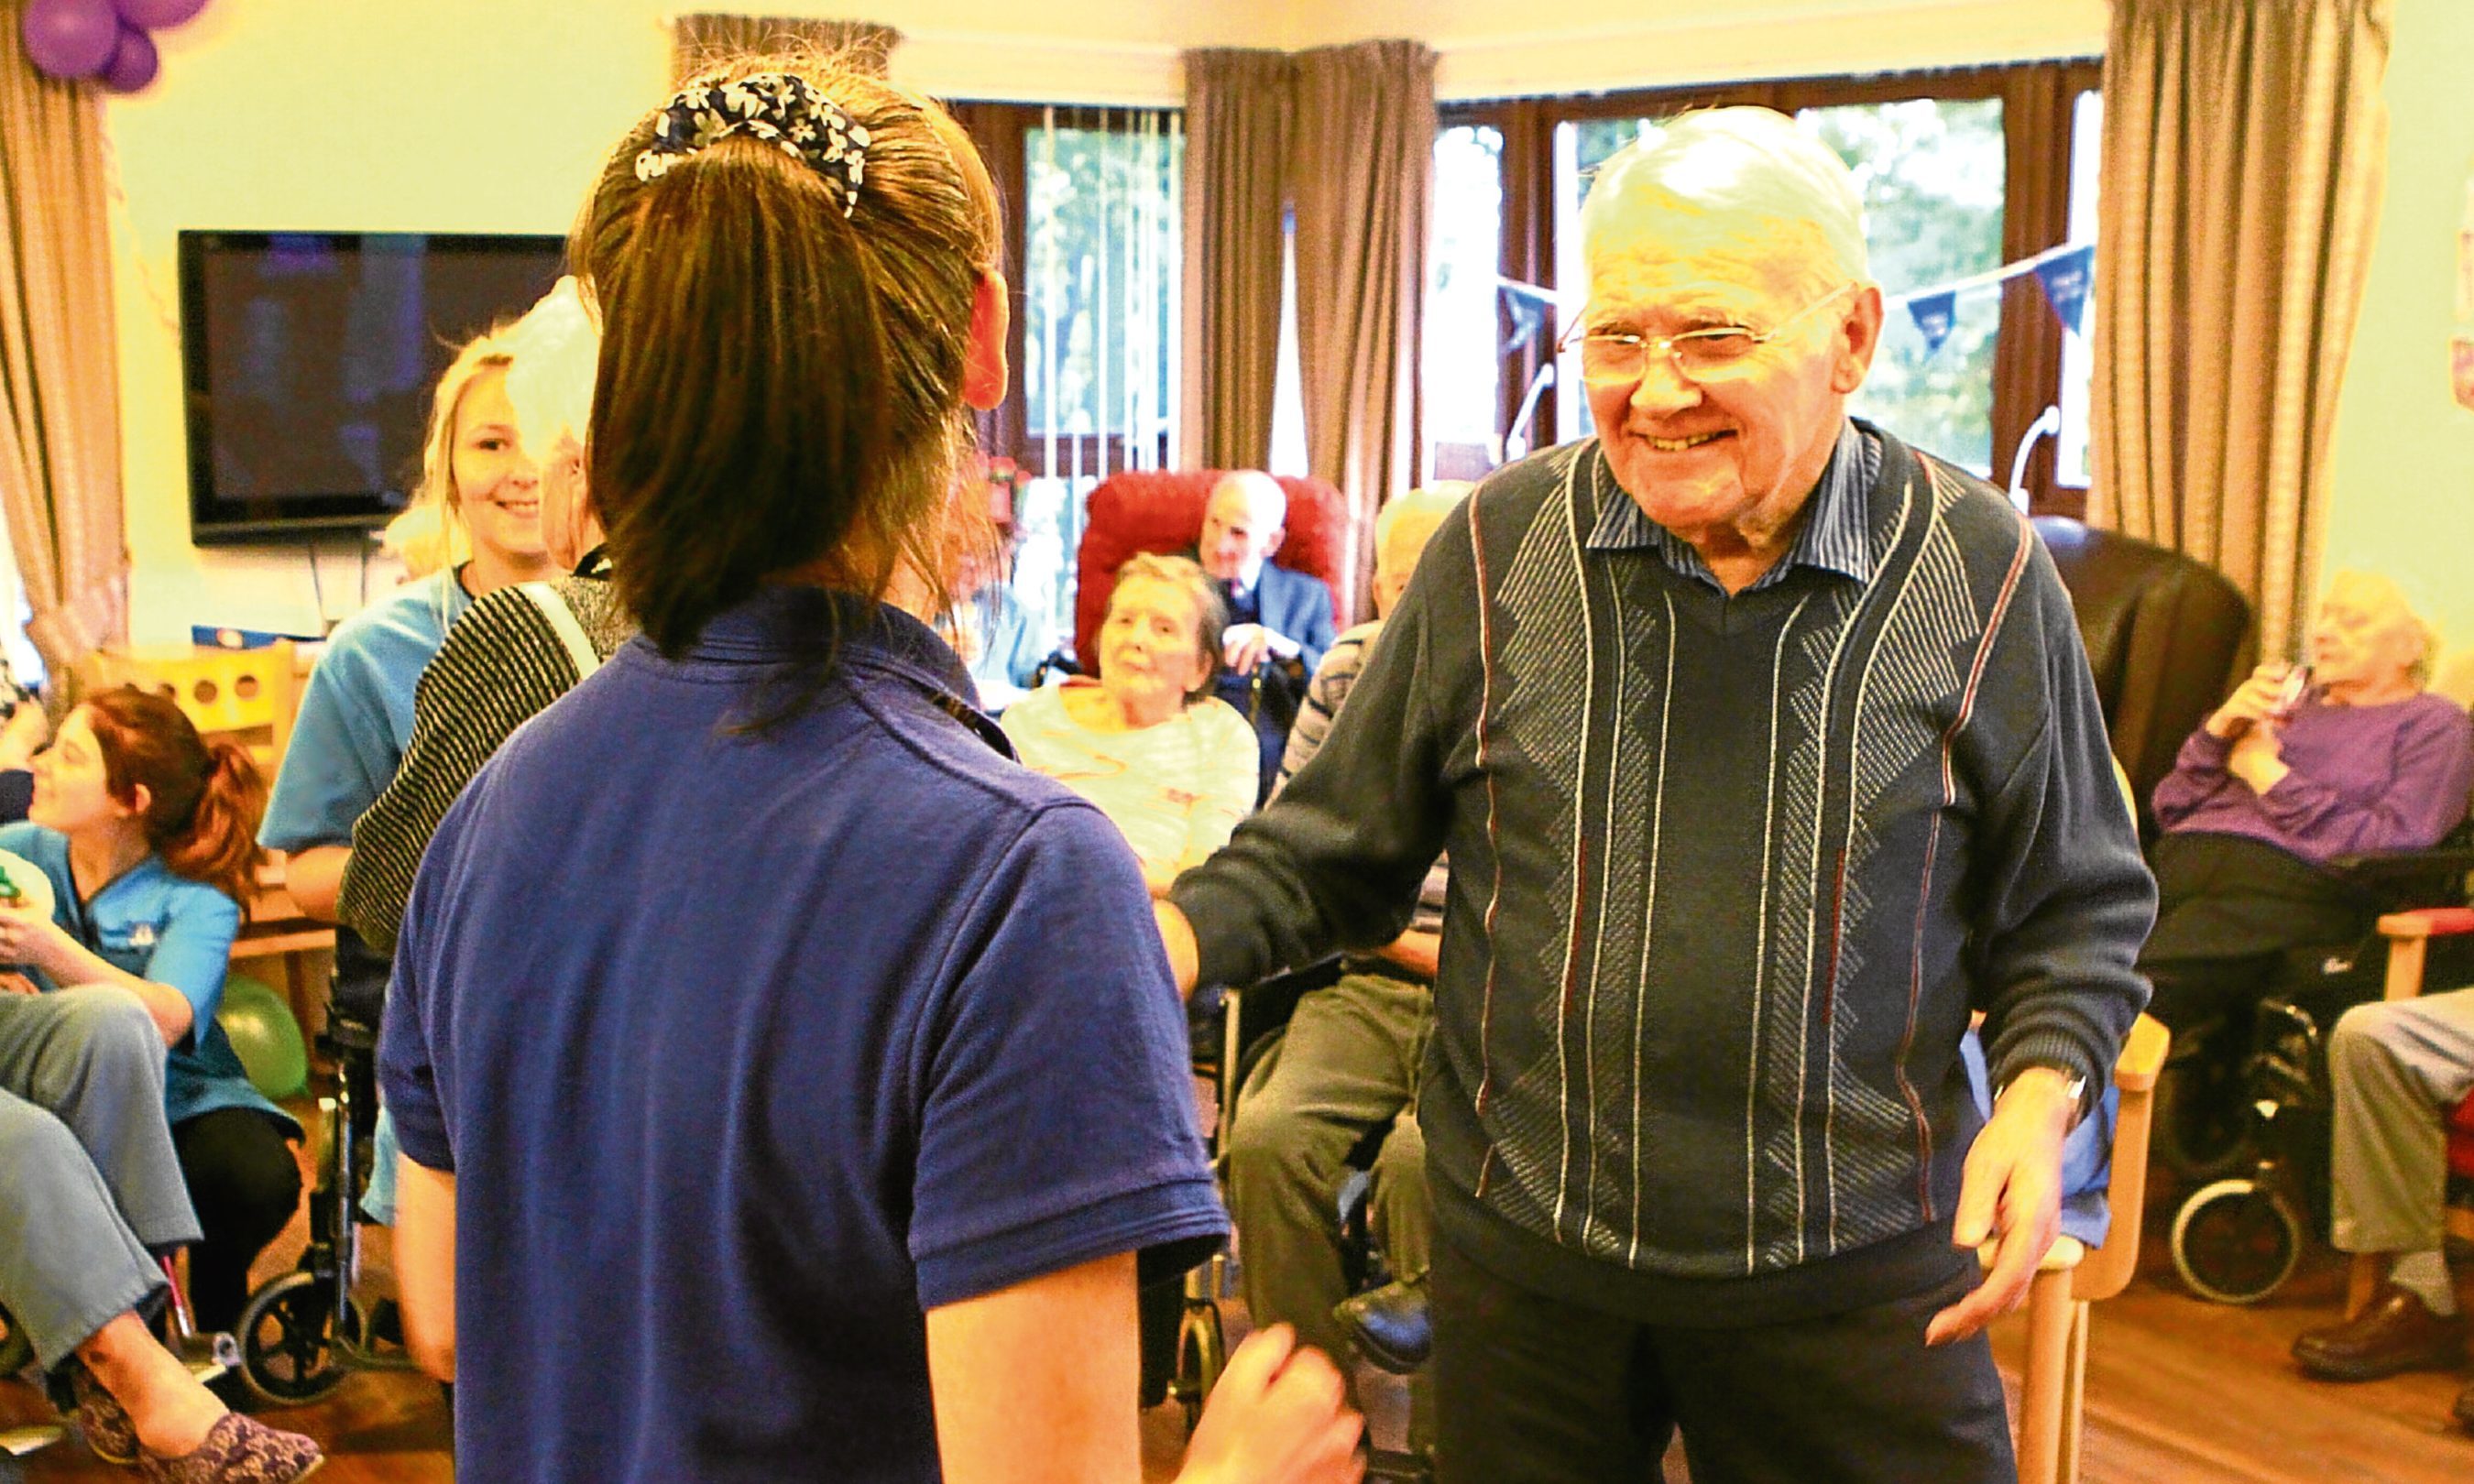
left=179, top=230, right=568, bottom=544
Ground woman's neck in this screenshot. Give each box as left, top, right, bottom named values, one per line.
left=1106, top=685, right=1185, bottom=731
left=2322, top=674, right=2418, bottom=708
left=68, top=824, right=151, bottom=900
left=460, top=547, right=554, bottom=601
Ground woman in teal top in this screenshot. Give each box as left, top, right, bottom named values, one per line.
left=0, top=687, right=283, bottom=1332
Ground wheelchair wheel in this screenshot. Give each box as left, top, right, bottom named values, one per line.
left=1171, top=1300, right=1226, bottom=1437
left=235, top=1271, right=364, bottom=1405
left=2152, top=1052, right=2256, bottom=1184
left=2171, top=1177, right=2304, bottom=1304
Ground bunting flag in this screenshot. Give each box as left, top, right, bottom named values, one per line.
left=1906, top=290, right=1957, bottom=355
left=2032, top=246, right=2095, bottom=337
left=1500, top=289, right=1549, bottom=356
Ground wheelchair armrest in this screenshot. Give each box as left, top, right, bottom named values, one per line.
left=1226, top=957, right=1346, bottom=1052
left=2324, top=846, right=2474, bottom=888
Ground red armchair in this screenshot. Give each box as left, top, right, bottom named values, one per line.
left=1072, top=472, right=1352, bottom=673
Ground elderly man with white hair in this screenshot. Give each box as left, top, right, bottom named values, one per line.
left=1195, top=470, right=1339, bottom=800
left=1159, top=107, right=2154, bottom=1479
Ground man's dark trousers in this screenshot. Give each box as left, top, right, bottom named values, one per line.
left=1430, top=1235, right=2016, bottom=1482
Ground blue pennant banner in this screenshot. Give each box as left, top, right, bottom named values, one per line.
left=2033, top=246, right=2096, bottom=336
left=1907, top=290, right=1958, bottom=355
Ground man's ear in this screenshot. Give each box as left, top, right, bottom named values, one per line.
left=1264, top=523, right=1286, bottom=559
left=964, top=271, right=1011, bottom=411
left=1832, top=284, right=1886, bottom=395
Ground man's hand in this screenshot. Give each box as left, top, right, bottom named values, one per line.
left=0, top=971, right=38, bottom=996
left=1927, top=1065, right=2076, bottom=1346
left=2204, top=660, right=2296, bottom=741
left=1177, top=1325, right=1364, bottom=1484
left=1154, top=900, right=1200, bottom=998
left=1221, top=624, right=1295, bottom=675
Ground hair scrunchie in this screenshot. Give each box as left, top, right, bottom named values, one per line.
left=633, top=73, right=870, bottom=217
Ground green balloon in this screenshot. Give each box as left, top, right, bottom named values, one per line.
left=215, top=975, right=308, bottom=1100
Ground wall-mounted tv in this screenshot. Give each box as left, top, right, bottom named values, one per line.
left=179, top=231, right=567, bottom=545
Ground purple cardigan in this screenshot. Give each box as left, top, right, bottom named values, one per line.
left=2151, top=691, right=2474, bottom=866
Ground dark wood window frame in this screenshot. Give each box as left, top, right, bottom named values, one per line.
left=1440, top=58, right=2102, bottom=517
left=948, top=100, right=1182, bottom=483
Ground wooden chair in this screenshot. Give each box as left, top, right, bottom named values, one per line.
left=2001, top=1013, right=2172, bottom=1484
left=2340, top=909, right=2474, bottom=1318
left=78, top=641, right=300, bottom=779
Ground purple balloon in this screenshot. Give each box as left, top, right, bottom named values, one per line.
left=21, top=0, right=120, bottom=80
left=111, top=0, right=208, bottom=28
left=100, top=23, right=158, bottom=93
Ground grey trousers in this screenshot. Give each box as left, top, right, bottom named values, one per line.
left=0, top=988, right=202, bottom=1370
left=1226, top=972, right=1434, bottom=1426
left=2328, top=988, right=2474, bottom=1256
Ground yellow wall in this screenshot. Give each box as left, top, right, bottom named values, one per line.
left=2323, top=0, right=2474, bottom=697
left=103, top=0, right=2107, bottom=642
left=104, top=0, right=1275, bottom=643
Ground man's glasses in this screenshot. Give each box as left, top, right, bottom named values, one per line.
left=1562, top=283, right=1856, bottom=387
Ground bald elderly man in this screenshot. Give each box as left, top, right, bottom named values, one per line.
left=1160, top=108, right=2152, bottom=1481
left=1194, top=472, right=1338, bottom=801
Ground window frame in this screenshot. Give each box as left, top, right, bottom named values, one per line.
left=1440, top=57, right=2102, bottom=517
left=947, top=100, right=1184, bottom=483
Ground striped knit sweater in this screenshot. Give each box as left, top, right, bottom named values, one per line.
left=339, top=574, right=635, bottom=955
left=1172, top=423, right=2156, bottom=1324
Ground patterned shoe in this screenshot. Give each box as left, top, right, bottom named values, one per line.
left=68, top=1359, right=139, bottom=1466
left=136, top=1413, right=323, bottom=1483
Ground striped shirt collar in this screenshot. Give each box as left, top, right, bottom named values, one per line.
left=1584, top=420, right=1878, bottom=593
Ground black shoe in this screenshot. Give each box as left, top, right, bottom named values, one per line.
left=1336, top=1275, right=1431, bottom=1374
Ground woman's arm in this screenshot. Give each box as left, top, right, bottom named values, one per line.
left=280, top=845, right=350, bottom=922
left=0, top=903, right=195, bottom=1044
left=926, top=1260, right=1362, bottom=1484
left=395, top=1157, right=457, bottom=1381
left=1175, top=706, right=1263, bottom=876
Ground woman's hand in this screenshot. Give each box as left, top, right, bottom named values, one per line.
left=2206, top=661, right=2298, bottom=740
left=0, top=971, right=38, bottom=996
left=2228, top=724, right=2291, bottom=794
left=1177, top=1326, right=1364, bottom=1484
left=0, top=900, right=75, bottom=976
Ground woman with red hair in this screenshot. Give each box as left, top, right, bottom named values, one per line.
left=0, top=687, right=295, bottom=1337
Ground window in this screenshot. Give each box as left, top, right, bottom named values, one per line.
left=1427, top=124, right=1507, bottom=479
left=1434, top=59, right=2101, bottom=514
left=952, top=103, right=1184, bottom=641
left=2056, top=88, right=2104, bottom=491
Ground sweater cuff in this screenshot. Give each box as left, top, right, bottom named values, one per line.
left=1988, top=1030, right=2106, bottom=1119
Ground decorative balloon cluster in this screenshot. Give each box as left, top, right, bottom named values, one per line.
left=20, top=0, right=210, bottom=93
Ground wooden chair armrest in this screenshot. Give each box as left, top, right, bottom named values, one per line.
left=2114, top=1013, right=2168, bottom=1095
left=2377, top=907, right=2474, bottom=940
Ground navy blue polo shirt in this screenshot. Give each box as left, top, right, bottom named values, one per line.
left=380, top=587, right=1226, bottom=1483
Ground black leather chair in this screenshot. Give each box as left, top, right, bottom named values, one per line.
left=2031, top=516, right=2254, bottom=842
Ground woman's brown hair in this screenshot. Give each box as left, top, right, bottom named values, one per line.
left=82, top=687, right=268, bottom=905
left=571, top=49, right=1004, bottom=680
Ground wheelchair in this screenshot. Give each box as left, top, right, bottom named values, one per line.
left=227, top=936, right=423, bottom=1403
left=2167, top=869, right=2474, bottom=1304
left=1164, top=959, right=1434, bottom=1484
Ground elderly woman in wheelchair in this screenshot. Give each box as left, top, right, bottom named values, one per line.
left=2140, top=572, right=2474, bottom=1178
left=0, top=986, right=319, bottom=1479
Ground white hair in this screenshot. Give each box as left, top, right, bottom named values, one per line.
left=1374, top=483, right=1471, bottom=571
left=1580, top=107, right=1870, bottom=289
left=502, top=277, right=599, bottom=455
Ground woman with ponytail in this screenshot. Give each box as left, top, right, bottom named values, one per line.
left=0, top=687, right=301, bottom=1334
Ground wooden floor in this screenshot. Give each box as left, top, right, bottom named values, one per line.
left=11, top=1161, right=2471, bottom=1480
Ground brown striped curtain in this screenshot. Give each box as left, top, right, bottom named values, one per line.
left=0, top=4, right=128, bottom=678
left=670, top=14, right=901, bottom=85
left=2090, top=0, right=2392, bottom=658
left=1289, top=39, right=1434, bottom=624
left=1178, top=49, right=1293, bottom=475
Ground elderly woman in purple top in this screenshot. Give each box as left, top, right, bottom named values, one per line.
left=2140, top=571, right=2474, bottom=1038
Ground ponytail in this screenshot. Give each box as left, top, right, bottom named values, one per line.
left=159, top=738, right=268, bottom=905
left=80, top=688, right=269, bottom=905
